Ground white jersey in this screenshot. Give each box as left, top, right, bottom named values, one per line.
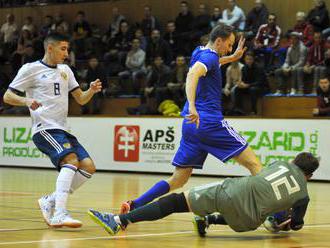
left=9, top=60, right=80, bottom=135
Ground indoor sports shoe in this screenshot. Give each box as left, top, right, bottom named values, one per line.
left=38, top=195, right=55, bottom=226
left=50, top=210, right=82, bottom=228
left=88, top=209, right=121, bottom=235
left=120, top=200, right=134, bottom=214
left=193, top=216, right=209, bottom=237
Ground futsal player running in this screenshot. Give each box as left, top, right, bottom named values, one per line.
left=120, top=24, right=263, bottom=214
left=3, top=33, right=102, bottom=228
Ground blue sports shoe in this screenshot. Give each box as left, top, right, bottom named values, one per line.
left=88, top=209, right=121, bottom=235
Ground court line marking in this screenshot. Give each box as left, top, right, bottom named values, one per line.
left=1, top=223, right=330, bottom=246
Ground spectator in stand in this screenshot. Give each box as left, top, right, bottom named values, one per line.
left=275, top=32, right=308, bottom=95
left=223, top=60, right=244, bottom=110
left=175, top=1, right=194, bottom=55
left=163, top=21, right=179, bottom=57
left=144, top=56, right=171, bottom=106
left=21, top=16, right=37, bottom=37
left=313, top=77, right=330, bottom=116
left=81, top=55, right=108, bottom=114
left=134, top=28, right=147, bottom=51
left=118, top=38, right=146, bottom=94
left=190, top=3, right=211, bottom=45
left=10, top=44, right=36, bottom=75
left=51, top=13, right=69, bottom=35
left=110, top=20, right=133, bottom=65
left=306, top=0, right=329, bottom=32
left=146, top=29, right=172, bottom=66
left=293, top=11, right=314, bottom=47
left=210, top=6, right=222, bottom=28
left=39, top=15, right=53, bottom=39
left=297, top=32, right=326, bottom=94
left=72, top=11, right=92, bottom=59
left=140, top=5, right=161, bottom=37
left=245, top=0, right=269, bottom=37
left=168, top=55, right=188, bottom=106
left=233, top=51, right=266, bottom=115
left=219, top=0, right=246, bottom=31
left=108, top=7, right=126, bottom=39
left=0, top=14, right=18, bottom=60
left=254, top=13, right=281, bottom=70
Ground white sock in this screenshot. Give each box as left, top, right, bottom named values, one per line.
left=114, top=215, right=122, bottom=225
left=55, top=164, right=77, bottom=213
left=47, top=192, right=56, bottom=202
left=70, top=169, right=92, bottom=193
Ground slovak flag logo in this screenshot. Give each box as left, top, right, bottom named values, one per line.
left=114, top=125, right=140, bottom=162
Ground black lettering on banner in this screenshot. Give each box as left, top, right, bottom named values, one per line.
left=54, top=83, right=60, bottom=95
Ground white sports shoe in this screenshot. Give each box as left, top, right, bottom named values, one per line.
left=50, top=210, right=82, bottom=228
left=38, top=195, right=55, bottom=226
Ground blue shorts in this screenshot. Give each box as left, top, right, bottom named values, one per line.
left=172, top=119, right=248, bottom=169
left=33, top=129, right=90, bottom=171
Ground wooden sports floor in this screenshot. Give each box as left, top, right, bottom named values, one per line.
left=1, top=167, right=330, bottom=248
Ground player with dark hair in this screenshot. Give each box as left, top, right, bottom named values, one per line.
left=89, top=152, right=318, bottom=236
left=119, top=23, right=262, bottom=215
left=3, top=33, right=102, bottom=228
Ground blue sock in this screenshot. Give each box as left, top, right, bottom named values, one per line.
left=133, top=180, right=170, bottom=208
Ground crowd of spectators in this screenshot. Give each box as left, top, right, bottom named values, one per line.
left=0, top=0, right=330, bottom=117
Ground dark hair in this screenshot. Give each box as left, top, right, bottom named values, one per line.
left=245, top=50, right=255, bottom=57
left=180, top=1, right=188, bottom=6
left=293, top=152, right=319, bottom=176
left=269, top=13, right=277, bottom=18
left=44, top=33, right=69, bottom=47
left=77, top=11, right=85, bottom=16
left=209, top=23, right=234, bottom=42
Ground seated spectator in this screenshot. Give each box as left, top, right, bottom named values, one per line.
left=21, top=16, right=37, bottom=37
left=210, top=6, right=222, bottom=28
left=17, top=29, right=33, bottom=53
left=233, top=52, right=266, bottom=115
left=144, top=56, right=171, bottom=106
left=163, top=21, right=179, bottom=57
left=168, top=55, right=188, bottom=106
left=245, top=0, right=269, bottom=37
left=275, top=32, right=308, bottom=95
left=146, top=29, right=172, bottom=66
left=293, top=11, right=314, bottom=47
left=118, top=38, right=146, bottom=94
left=0, top=14, right=18, bottom=60
left=134, top=28, right=147, bottom=51
left=219, top=0, right=246, bottom=31
left=81, top=55, right=108, bottom=114
left=223, top=60, right=244, bottom=108
left=39, top=15, right=53, bottom=39
left=11, top=44, right=36, bottom=75
left=306, top=0, right=329, bottom=32
left=313, top=77, right=330, bottom=116
left=190, top=3, right=211, bottom=45
left=140, top=5, right=161, bottom=37
left=175, top=1, right=194, bottom=55
left=297, top=32, right=326, bottom=94
left=254, top=13, right=281, bottom=70
left=108, top=7, right=126, bottom=39
left=51, top=13, right=69, bottom=35
left=72, top=11, right=92, bottom=59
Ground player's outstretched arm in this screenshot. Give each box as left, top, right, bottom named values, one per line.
left=71, top=79, right=102, bottom=105
left=3, top=89, right=42, bottom=110
left=219, top=36, right=247, bottom=65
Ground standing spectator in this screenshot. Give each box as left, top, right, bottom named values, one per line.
left=108, top=7, right=126, bottom=39
left=144, top=56, right=171, bottom=106
left=245, top=0, right=269, bottom=37
left=313, top=77, right=330, bottom=116
left=72, top=11, right=91, bottom=59
left=146, top=29, right=172, bottom=66
left=163, top=21, right=179, bottom=57
left=298, top=32, right=326, bottom=94
left=82, top=55, right=108, bottom=114
left=210, top=6, right=222, bottom=28
left=233, top=52, right=266, bottom=115
left=140, top=5, right=161, bottom=37
left=306, top=0, right=329, bottom=32
left=119, top=38, right=146, bottom=94
left=219, top=0, right=246, bottom=31
left=134, top=28, right=147, bottom=51
left=223, top=60, right=244, bottom=108
left=190, top=3, right=211, bottom=45
left=39, top=15, right=54, bottom=39
left=254, top=13, right=281, bottom=70
left=293, top=11, right=314, bottom=47
left=21, top=16, right=37, bottom=37
left=275, top=32, right=308, bottom=95
left=51, top=13, right=69, bottom=35
left=0, top=14, right=18, bottom=60
left=168, top=55, right=188, bottom=106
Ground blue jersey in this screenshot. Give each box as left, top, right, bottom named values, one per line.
left=181, top=46, right=223, bottom=121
